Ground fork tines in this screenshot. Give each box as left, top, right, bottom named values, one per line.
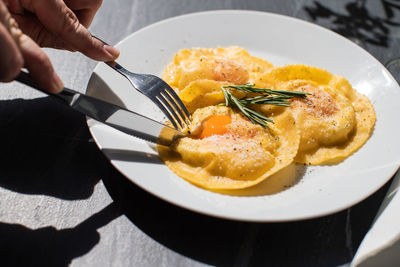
left=155, top=85, right=190, bottom=130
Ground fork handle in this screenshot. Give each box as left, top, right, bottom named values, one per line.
left=104, top=61, right=134, bottom=79
left=91, top=35, right=138, bottom=82
left=91, top=35, right=123, bottom=72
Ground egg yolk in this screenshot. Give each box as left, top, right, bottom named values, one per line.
left=198, top=115, right=232, bottom=139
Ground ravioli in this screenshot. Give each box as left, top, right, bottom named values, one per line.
left=178, top=79, right=246, bottom=113
left=258, top=65, right=375, bottom=164
left=158, top=106, right=299, bottom=190
left=158, top=48, right=375, bottom=192
left=162, top=46, right=274, bottom=91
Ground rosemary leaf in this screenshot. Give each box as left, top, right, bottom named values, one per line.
left=224, top=84, right=309, bottom=98
left=220, top=84, right=309, bottom=127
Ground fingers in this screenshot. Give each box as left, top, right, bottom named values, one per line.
left=23, top=0, right=119, bottom=61
left=0, top=0, right=63, bottom=92
left=64, top=0, right=103, bottom=11
left=73, top=9, right=98, bottom=28
left=64, top=0, right=103, bottom=27
left=11, top=13, right=75, bottom=51
left=4, top=0, right=24, bottom=15
left=0, top=22, right=23, bottom=81
left=19, top=34, right=64, bottom=93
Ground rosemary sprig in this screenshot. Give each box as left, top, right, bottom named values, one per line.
left=221, top=84, right=309, bottom=127
left=223, top=89, right=272, bottom=127
left=225, top=83, right=309, bottom=97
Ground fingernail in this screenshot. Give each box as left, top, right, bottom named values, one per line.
left=52, top=73, right=64, bottom=93
left=104, top=45, right=120, bottom=59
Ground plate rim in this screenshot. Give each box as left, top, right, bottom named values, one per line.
left=87, top=9, right=400, bottom=222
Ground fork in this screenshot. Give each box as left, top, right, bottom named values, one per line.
left=104, top=60, right=190, bottom=130
left=93, top=36, right=190, bottom=129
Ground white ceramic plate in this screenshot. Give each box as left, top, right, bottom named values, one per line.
left=86, top=10, right=400, bottom=222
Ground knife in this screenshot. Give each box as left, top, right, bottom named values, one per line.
left=15, top=71, right=186, bottom=146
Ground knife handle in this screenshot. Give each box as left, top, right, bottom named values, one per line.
left=15, top=70, right=76, bottom=105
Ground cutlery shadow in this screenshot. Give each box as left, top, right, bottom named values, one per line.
left=86, top=72, right=126, bottom=108
left=87, top=73, right=165, bottom=166
left=102, top=166, right=393, bottom=267
left=101, top=148, right=163, bottom=164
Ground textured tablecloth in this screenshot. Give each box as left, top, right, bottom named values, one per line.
left=1, top=1, right=399, bottom=266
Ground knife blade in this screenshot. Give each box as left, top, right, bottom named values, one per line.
left=15, top=71, right=186, bottom=146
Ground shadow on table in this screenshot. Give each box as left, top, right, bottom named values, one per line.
left=0, top=97, right=109, bottom=200
left=103, top=166, right=392, bottom=267
left=0, top=94, right=392, bottom=266
left=0, top=96, right=126, bottom=265
left=0, top=202, right=122, bottom=267
left=304, top=0, right=400, bottom=47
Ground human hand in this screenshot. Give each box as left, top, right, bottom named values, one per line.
left=0, top=0, right=119, bottom=93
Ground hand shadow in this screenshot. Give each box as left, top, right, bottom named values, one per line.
left=0, top=97, right=110, bottom=200
left=102, top=165, right=392, bottom=267
left=0, top=202, right=122, bottom=267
